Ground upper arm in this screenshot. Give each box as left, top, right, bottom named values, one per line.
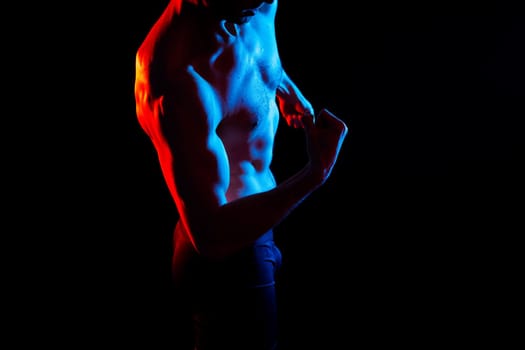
left=149, top=66, right=230, bottom=246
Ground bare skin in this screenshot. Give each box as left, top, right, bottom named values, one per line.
left=135, top=0, right=348, bottom=261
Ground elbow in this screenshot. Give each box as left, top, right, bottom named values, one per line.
left=181, top=209, right=234, bottom=260
left=185, top=227, right=232, bottom=261
left=192, top=239, right=232, bottom=261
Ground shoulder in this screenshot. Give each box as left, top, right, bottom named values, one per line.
left=137, top=64, right=222, bottom=141
left=156, top=65, right=223, bottom=129
left=135, top=31, right=189, bottom=100
left=170, top=65, right=222, bottom=116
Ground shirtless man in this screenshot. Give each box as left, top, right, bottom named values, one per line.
left=134, top=0, right=348, bottom=348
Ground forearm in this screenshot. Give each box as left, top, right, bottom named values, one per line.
left=199, top=163, right=321, bottom=258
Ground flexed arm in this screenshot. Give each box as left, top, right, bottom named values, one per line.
left=138, top=67, right=336, bottom=260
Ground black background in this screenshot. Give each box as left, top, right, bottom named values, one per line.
left=20, top=2, right=523, bottom=348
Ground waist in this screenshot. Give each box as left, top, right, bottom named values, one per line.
left=173, top=223, right=274, bottom=254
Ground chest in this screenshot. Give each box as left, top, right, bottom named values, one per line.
left=203, top=23, right=282, bottom=107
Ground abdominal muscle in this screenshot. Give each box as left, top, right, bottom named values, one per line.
left=226, top=161, right=277, bottom=201
left=220, top=103, right=280, bottom=202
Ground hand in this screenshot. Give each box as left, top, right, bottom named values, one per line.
left=276, top=75, right=315, bottom=129
left=278, top=98, right=314, bottom=129
left=303, top=108, right=349, bottom=185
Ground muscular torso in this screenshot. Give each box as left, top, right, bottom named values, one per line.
left=134, top=1, right=290, bottom=260
left=138, top=2, right=282, bottom=202
left=211, top=21, right=282, bottom=201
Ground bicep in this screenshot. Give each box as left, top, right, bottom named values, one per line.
left=153, top=69, right=229, bottom=233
